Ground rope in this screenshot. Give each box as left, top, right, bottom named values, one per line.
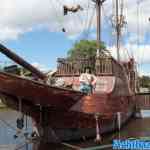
left=136, top=0, right=145, bottom=69
left=84, top=0, right=90, bottom=34
left=72, top=0, right=91, bottom=42
left=136, top=0, right=140, bottom=67
left=0, top=117, right=17, bottom=131
left=81, top=4, right=96, bottom=40
left=102, top=4, right=114, bottom=46
left=0, top=114, right=31, bottom=140
left=50, top=0, right=64, bottom=30
left=123, top=0, right=132, bottom=60
left=15, top=137, right=39, bottom=150
left=0, top=115, right=37, bottom=150
left=138, top=3, right=145, bottom=68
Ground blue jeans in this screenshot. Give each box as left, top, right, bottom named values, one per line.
left=80, top=83, right=92, bottom=94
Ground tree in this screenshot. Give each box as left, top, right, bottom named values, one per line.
left=139, top=75, right=150, bottom=89
left=67, top=40, right=106, bottom=59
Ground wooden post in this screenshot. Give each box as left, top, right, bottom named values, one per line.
left=95, top=113, right=102, bottom=143
left=117, top=112, right=121, bottom=139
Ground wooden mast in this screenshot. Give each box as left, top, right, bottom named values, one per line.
left=116, top=0, right=120, bottom=61
left=93, top=0, right=106, bottom=57
left=92, top=0, right=106, bottom=142
left=114, top=0, right=125, bottom=62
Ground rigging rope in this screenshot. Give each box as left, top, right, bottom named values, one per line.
left=124, top=0, right=132, bottom=59
left=137, top=0, right=140, bottom=66
left=0, top=110, right=31, bottom=141
left=102, top=4, right=114, bottom=46
left=47, top=0, right=96, bottom=41
left=138, top=2, right=145, bottom=68
left=84, top=0, right=90, bottom=33
left=121, top=0, right=132, bottom=62
left=81, top=4, right=96, bottom=40
left=70, top=0, right=92, bottom=41
left=50, top=0, right=64, bottom=31
left=136, top=0, right=145, bottom=74
left=0, top=117, right=17, bottom=131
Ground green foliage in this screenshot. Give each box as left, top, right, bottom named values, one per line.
left=67, top=40, right=106, bottom=59
left=139, top=76, right=150, bottom=89
left=22, top=68, right=32, bottom=76
left=4, top=65, right=32, bottom=77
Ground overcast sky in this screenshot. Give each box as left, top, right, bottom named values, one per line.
left=0, top=0, right=149, bottom=75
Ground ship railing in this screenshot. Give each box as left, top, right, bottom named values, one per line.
left=57, top=57, right=126, bottom=79
left=57, top=57, right=112, bottom=76
left=56, top=57, right=125, bottom=77
left=136, top=94, right=150, bottom=110
left=95, top=57, right=113, bottom=75
left=57, top=58, right=95, bottom=76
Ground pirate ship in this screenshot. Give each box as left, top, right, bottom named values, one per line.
left=0, top=0, right=137, bottom=142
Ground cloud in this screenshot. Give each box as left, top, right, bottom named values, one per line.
left=0, top=0, right=96, bottom=41
left=0, top=0, right=149, bottom=42
left=32, top=62, right=49, bottom=72
left=109, top=43, right=150, bottom=64
left=108, top=43, right=150, bottom=76
left=139, top=69, right=150, bottom=77
left=0, top=0, right=150, bottom=76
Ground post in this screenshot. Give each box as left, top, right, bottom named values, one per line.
left=117, top=112, right=121, bottom=139
left=94, top=113, right=102, bottom=143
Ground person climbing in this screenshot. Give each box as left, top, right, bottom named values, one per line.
left=79, top=67, right=97, bottom=94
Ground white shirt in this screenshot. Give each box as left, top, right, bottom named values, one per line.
left=79, top=73, right=96, bottom=85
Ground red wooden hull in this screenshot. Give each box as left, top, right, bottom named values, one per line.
left=0, top=71, right=135, bottom=141
left=0, top=71, right=84, bottom=110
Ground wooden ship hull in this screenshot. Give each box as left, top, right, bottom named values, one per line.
left=0, top=43, right=136, bottom=141
left=0, top=0, right=138, bottom=142
left=48, top=77, right=135, bottom=141
left=0, top=70, right=135, bottom=141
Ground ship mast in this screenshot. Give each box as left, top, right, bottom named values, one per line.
left=92, top=0, right=106, bottom=57
left=116, top=0, right=120, bottom=61
left=114, top=0, right=125, bottom=61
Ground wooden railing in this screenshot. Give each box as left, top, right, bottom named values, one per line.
left=136, top=94, right=150, bottom=110
left=57, top=58, right=95, bottom=76
left=95, top=57, right=113, bottom=75
left=56, top=57, right=124, bottom=77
